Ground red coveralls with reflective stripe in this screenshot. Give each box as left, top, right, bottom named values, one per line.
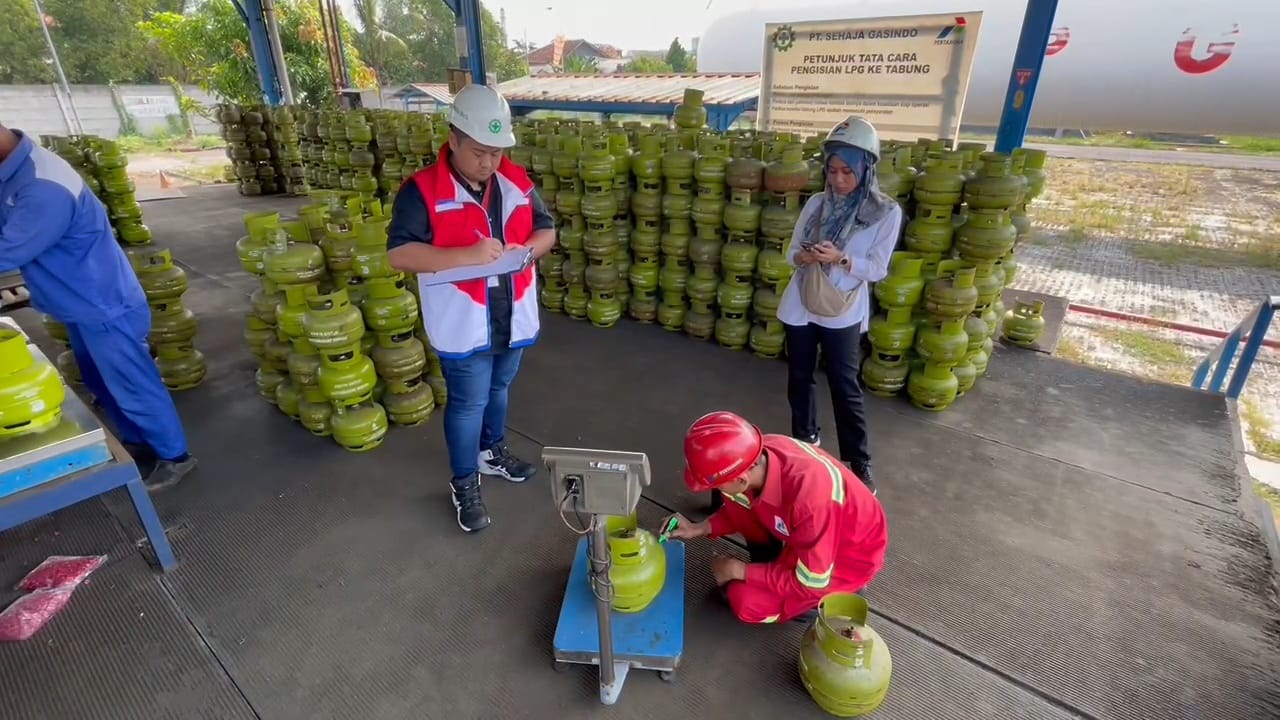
left=708, top=435, right=888, bottom=623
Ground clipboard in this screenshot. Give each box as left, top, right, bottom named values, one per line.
left=417, top=247, right=533, bottom=287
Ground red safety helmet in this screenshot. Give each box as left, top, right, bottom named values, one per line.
left=683, top=411, right=764, bottom=491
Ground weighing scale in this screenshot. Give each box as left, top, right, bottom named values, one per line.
left=544, top=447, right=685, bottom=705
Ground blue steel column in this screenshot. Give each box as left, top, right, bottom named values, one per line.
left=458, top=0, right=488, bottom=85
left=232, top=0, right=282, bottom=105
left=993, top=0, right=1059, bottom=152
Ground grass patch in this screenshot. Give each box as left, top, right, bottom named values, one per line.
left=1254, top=481, right=1280, bottom=529
left=1054, top=335, right=1089, bottom=363
left=1095, top=327, right=1193, bottom=382
left=958, top=132, right=1280, bottom=157
left=1241, top=399, right=1280, bottom=459
left=1126, top=239, right=1280, bottom=271
left=117, top=132, right=223, bottom=155
left=176, top=164, right=232, bottom=184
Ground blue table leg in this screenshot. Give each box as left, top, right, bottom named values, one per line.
left=124, top=477, right=176, bottom=572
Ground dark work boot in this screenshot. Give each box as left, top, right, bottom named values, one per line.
left=124, top=442, right=157, bottom=478
left=144, top=454, right=197, bottom=493
left=851, top=460, right=876, bottom=496
left=451, top=474, right=491, bottom=533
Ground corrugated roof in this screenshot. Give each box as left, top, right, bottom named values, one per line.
left=388, top=83, right=454, bottom=106
left=496, top=73, right=761, bottom=108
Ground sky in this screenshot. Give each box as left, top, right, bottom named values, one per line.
left=335, top=0, right=847, bottom=53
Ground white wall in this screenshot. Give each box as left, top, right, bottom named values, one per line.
left=2, top=84, right=224, bottom=139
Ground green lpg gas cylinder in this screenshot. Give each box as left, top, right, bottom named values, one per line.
left=963, top=313, right=990, bottom=353
left=0, top=329, right=66, bottom=438
left=688, top=231, right=723, bottom=269
left=632, top=135, right=663, bottom=190
left=600, top=513, right=667, bottom=613
left=727, top=154, right=765, bottom=191
left=560, top=216, right=586, bottom=252
left=686, top=267, right=719, bottom=306
left=628, top=262, right=659, bottom=292
left=1003, top=300, right=1046, bottom=346
left=287, top=338, right=321, bottom=386
left=987, top=300, right=1005, bottom=338
left=964, top=152, right=1025, bottom=209
left=761, top=198, right=802, bottom=240
left=1015, top=148, right=1047, bottom=199
left=155, top=343, right=207, bottom=390
left=298, top=385, right=333, bottom=436
left=426, top=372, right=448, bottom=407
left=244, top=315, right=274, bottom=358
left=662, top=135, right=696, bottom=193
left=370, top=331, right=426, bottom=382
left=361, top=275, right=418, bottom=335
left=695, top=136, right=729, bottom=186
left=255, top=367, right=285, bottom=404
left=275, top=381, right=302, bottom=419
left=116, top=221, right=152, bottom=245
left=662, top=191, right=693, bottom=220
left=564, top=286, right=589, bottom=319
left=956, top=209, right=1016, bottom=264
left=753, top=288, right=780, bottom=322
left=382, top=377, right=436, bottom=426
left=717, top=281, right=754, bottom=315
left=691, top=192, right=725, bottom=228
left=609, top=131, right=632, bottom=177
left=330, top=402, right=388, bottom=452
left=148, top=300, right=198, bottom=346
left=353, top=219, right=394, bottom=278
left=715, top=315, right=751, bottom=350
left=584, top=225, right=619, bottom=261
left=971, top=263, right=1005, bottom=310
left=873, top=252, right=925, bottom=309
left=558, top=182, right=584, bottom=216
left=721, top=241, right=759, bottom=279
left=673, top=88, right=707, bottom=130
left=952, top=356, right=977, bottom=396
left=317, top=343, right=376, bottom=406
left=903, top=204, right=954, bottom=254
left=912, top=152, right=967, bottom=206
left=868, top=307, right=916, bottom=364
left=131, top=248, right=189, bottom=304
left=908, top=361, right=959, bottom=412
left=629, top=291, right=659, bottom=323
left=538, top=249, right=565, bottom=281
left=683, top=306, right=716, bottom=339
left=587, top=292, right=624, bottom=328
left=764, top=145, right=811, bottom=194
left=578, top=138, right=616, bottom=192
left=541, top=284, right=566, bottom=313
left=723, top=190, right=762, bottom=234
left=631, top=189, right=662, bottom=220
left=262, top=229, right=325, bottom=286
left=657, top=299, right=686, bottom=332
left=968, top=347, right=990, bottom=377
left=658, top=260, right=689, bottom=297
left=303, top=288, right=365, bottom=349
left=263, top=329, right=292, bottom=372
left=861, top=357, right=909, bottom=397
left=581, top=190, right=618, bottom=222
left=1000, top=250, right=1018, bottom=286
left=552, top=135, right=582, bottom=180
left=798, top=593, right=892, bottom=717
left=756, top=245, right=789, bottom=286
left=276, top=284, right=319, bottom=339
left=923, top=260, right=978, bottom=320
left=916, top=318, right=969, bottom=366
left=749, top=320, right=785, bottom=358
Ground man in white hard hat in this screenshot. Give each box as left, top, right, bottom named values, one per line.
left=388, top=84, right=557, bottom=533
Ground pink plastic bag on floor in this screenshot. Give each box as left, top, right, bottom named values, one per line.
left=15, top=555, right=107, bottom=592
left=0, top=588, right=75, bottom=642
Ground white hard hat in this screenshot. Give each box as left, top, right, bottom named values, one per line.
left=448, top=84, right=516, bottom=148
left=823, top=116, right=880, bottom=161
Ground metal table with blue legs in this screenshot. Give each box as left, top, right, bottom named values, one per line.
left=0, top=320, right=176, bottom=572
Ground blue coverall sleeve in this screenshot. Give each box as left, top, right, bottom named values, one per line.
left=0, top=182, right=75, bottom=271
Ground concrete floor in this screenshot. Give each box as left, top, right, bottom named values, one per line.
left=0, top=185, right=1278, bottom=720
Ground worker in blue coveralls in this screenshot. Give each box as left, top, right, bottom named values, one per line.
left=0, top=123, right=196, bottom=491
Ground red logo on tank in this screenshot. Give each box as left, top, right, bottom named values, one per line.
left=1045, top=26, right=1069, bottom=56
left=1174, top=24, right=1239, bottom=75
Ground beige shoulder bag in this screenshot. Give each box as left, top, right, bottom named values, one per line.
left=798, top=203, right=857, bottom=317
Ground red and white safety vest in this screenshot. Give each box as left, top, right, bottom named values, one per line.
left=409, top=145, right=540, bottom=358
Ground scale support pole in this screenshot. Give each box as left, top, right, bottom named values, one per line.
left=588, top=517, right=628, bottom=704
left=994, top=0, right=1059, bottom=153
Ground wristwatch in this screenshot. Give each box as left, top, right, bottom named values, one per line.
left=838, top=254, right=852, bottom=270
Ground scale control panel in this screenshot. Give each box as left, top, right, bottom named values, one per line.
left=543, top=447, right=651, bottom=518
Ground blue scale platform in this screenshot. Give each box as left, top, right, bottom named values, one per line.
left=553, top=537, right=685, bottom=673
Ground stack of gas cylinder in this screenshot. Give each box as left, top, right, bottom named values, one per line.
left=864, top=144, right=1049, bottom=411
left=216, top=103, right=288, bottom=197
left=38, top=135, right=206, bottom=391
left=236, top=197, right=443, bottom=452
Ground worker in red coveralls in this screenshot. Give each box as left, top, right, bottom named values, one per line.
left=662, top=411, right=888, bottom=624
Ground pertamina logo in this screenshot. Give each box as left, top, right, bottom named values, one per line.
left=936, top=16, right=968, bottom=42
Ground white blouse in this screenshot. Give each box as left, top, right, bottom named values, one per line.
left=776, top=193, right=903, bottom=332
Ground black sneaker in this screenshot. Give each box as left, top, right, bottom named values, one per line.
left=451, top=474, right=491, bottom=532
left=478, top=443, right=537, bottom=483
left=851, top=461, right=877, bottom=496
left=144, top=455, right=197, bottom=493
left=796, top=434, right=821, bottom=447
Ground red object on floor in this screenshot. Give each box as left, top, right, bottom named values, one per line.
left=15, top=555, right=107, bottom=592
left=0, top=588, right=75, bottom=642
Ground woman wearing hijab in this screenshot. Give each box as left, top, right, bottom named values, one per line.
left=777, top=116, right=902, bottom=495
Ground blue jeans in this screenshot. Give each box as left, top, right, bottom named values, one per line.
left=438, top=348, right=524, bottom=479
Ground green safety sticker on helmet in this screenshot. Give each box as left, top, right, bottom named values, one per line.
left=489, top=119, right=502, bottom=134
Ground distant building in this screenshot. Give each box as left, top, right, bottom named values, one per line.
left=527, top=37, right=626, bottom=75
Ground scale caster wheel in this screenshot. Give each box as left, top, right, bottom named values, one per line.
left=659, top=670, right=676, bottom=683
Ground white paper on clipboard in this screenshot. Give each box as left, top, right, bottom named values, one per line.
left=417, top=247, right=533, bottom=287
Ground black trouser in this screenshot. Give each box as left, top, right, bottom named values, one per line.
left=784, top=322, right=871, bottom=470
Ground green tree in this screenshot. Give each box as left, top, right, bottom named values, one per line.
left=0, top=0, right=55, bottom=83
left=41, top=0, right=158, bottom=83
left=562, top=55, right=598, bottom=75
left=665, top=38, right=691, bottom=73
left=621, top=56, right=673, bottom=74
left=139, top=0, right=374, bottom=107
left=351, top=0, right=411, bottom=86
left=367, top=0, right=524, bottom=84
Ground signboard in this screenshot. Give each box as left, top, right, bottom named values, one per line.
left=759, top=12, right=984, bottom=141
left=121, top=95, right=180, bottom=119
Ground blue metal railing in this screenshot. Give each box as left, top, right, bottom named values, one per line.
left=1191, top=296, right=1279, bottom=399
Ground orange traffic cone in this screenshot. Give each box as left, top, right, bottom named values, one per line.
left=159, top=170, right=172, bottom=189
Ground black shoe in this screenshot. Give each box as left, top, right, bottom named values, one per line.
left=478, top=443, right=537, bottom=483
left=451, top=474, right=491, bottom=533
left=795, top=433, right=821, bottom=447
left=124, top=442, right=157, bottom=477
left=851, top=461, right=876, bottom=496
left=144, top=455, right=197, bottom=493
